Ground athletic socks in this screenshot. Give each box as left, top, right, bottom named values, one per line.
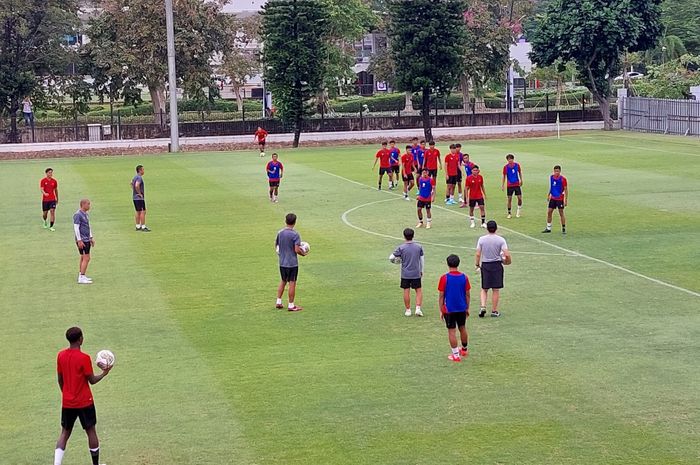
left=546, top=222, right=552, bottom=230
left=562, top=224, right=566, bottom=233
left=508, top=208, right=511, bottom=214
left=50, top=221, right=55, bottom=227
left=288, top=302, right=295, bottom=309
left=276, top=298, right=282, bottom=305
left=481, top=216, right=486, bottom=224
left=451, top=347, right=460, bottom=357
left=461, top=342, right=468, bottom=350
left=90, top=447, right=99, bottom=465
left=54, top=448, right=65, bottom=465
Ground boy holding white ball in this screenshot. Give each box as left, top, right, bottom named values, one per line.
left=54, top=327, right=112, bottom=465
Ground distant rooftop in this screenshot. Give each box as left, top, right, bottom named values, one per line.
left=222, top=0, right=266, bottom=15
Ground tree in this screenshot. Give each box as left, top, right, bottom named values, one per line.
left=633, top=54, right=700, bottom=98
left=527, top=60, right=577, bottom=106
left=530, top=0, right=663, bottom=129
left=386, top=0, right=466, bottom=141
left=0, top=0, right=79, bottom=142
left=87, top=0, right=230, bottom=125
left=261, top=0, right=330, bottom=147
left=220, top=15, right=261, bottom=112
left=661, top=0, right=700, bottom=55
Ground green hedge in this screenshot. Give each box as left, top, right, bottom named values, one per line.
left=331, top=93, right=407, bottom=113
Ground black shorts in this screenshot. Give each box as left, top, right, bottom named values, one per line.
left=417, top=199, right=432, bottom=209
left=279, top=266, right=298, bottom=282
left=469, top=198, right=485, bottom=207
left=446, top=175, right=459, bottom=185
left=42, top=201, right=57, bottom=211
left=61, top=404, right=96, bottom=430
left=77, top=242, right=91, bottom=255
left=428, top=169, right=438, bottom=178
left=392, top=165, right=400, bottom=174
left=258, top=140, right=266, bottom=148
left=456, top=171, right=463, bottom=183
left=400, top=278, right=422, bottom=289
left=133, top=199, right=146, bottom=211
left=480, top=261, right=504, bottom=289
left=507, top=186, right=522, bottom=196
left=379, top=167, right=392, bottom=175
left=402, top=174, right=414, bottom=183
left=444, top=311, right=467, bottom=329
left=549, top=199, right=565, bottom=209
left=269, top=180, right=280, bottom=187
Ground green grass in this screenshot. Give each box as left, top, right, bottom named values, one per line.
left=1, top=131, right=699, bottom=465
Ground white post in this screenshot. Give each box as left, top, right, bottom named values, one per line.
left=165, top=0, right=180, bottom=152
left=617, top=88, right=628, bottom=130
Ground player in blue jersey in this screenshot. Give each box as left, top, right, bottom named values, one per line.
left=389, top=140, right=401, bottom=190
left=543, top=165, right=568, bottom=234
left=438, top=254, right=471, bottom=362
left=266, top=153, right=284, bottom=202
left=411, top=139, right=425, bottom=172
left=415, top=169, right=436, bottom=229
left=501, top=153, right=523, bottom=218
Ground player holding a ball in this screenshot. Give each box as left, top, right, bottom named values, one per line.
left=275, top=213, right=307, bottom=311
left=54, top=327, right=112, bottom=465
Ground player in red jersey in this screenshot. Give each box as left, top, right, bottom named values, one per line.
left=400, top=145, right=415, bottom=200
left=443, top=144, right=461, bottom=205
left=266, top=153, right=284, bottom=202
left=372, top=141, right=394, bottom=190
left=416, top=169, right=436, bottom=229
left=424, top=140, right=442, bottom=179
left=253, top=126, right=268, bottom=156
left=501, top=153, right=523, bottom=219
left=543, top=165, right=568, bottom=234
left=54, top=327, right=112, bottom=465
left=40, top=168, right=59, bottom=231
left=455, top=143, right=465, bottom=203
left=465, top=165, right=487, bottom=228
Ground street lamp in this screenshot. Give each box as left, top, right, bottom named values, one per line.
left=165, top=0, right=180, bottom=152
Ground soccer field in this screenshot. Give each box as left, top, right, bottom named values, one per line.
left=1, top=131, right=699, bottom=465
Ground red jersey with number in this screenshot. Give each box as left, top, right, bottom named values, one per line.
left=466, top=174, right=485, bottom=199
left=424, top=148, right=441, bottom=170
left=444, top=153, right=460, bottom=176
left=40, top=177, right=58, bottom=201
left=57, top=348, right=94, bottom=408
left=254, top=129, right=268, bottom=141
left=375, top=148, right=391, bottom=168
left=401, top=153, right=414, bottom=174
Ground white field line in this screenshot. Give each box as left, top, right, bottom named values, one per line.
left=340, top=197, right=569, bottom=257
left=321, top=170, right=700, bottom=299
left=562, top=136, right=700, bottom=157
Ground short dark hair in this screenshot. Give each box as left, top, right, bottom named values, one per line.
left=429, top=140, right=435, bottom=146
left=285, top=213, right=297, bottom=226
left=405, top=145, right=412, bottom=149
left=473, top=164, right=480, bottom=170
left=449, top=144, right=456, bottom=149
left=136, top=164, right=143, bottom=172
left=271, top=152, right=278, bottom=157
left=554, top=165, right=562, bottom=170
left=446, top=254, right=460, bottom=268
left=411, top=137, right=418, bottom=141
left=506, top=154, right=515, bottom=160
left=403, top=228, right=414, bottom=240
left=389, top=140, right=395, bottom=144
left=420, top=140, right=426, bottom=144
left=486, top=220, right=498, bottom=233
left=381, top=141, right=387, bottom=145
left=455, top=143, right=462, bottom=148
left=45, top=167, right=53, bottom=173
left=66, top=327, right=82, bottom=343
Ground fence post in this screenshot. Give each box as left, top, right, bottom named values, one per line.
left=581, top=95, right=586, bottom=122
left=74, top=112, right=79, bottom=141
left=545, top=94, right=549, bottom=121
left=509, top=98, right=513, bottom=125
left=359, top=105, right=364, bottom=131
left=471, top=98, right=475, bottom=126
left=242, top=105, right=246, bottom=123
left=117, top=110, right=121, bottom=140
left=31, top=122, right=36, bottom=143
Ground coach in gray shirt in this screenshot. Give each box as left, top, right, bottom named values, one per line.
left=73, top=199, right=94, bottom=284
left=275, top=213, right=306, bottom=312
left=390, top=228, right=425, bottom=317
left=475, top=220, right=511, bottom=318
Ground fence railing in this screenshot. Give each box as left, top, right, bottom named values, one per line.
left=1, top=96, right=605, bottom=144
left=621, top=97, right=700, bottom=136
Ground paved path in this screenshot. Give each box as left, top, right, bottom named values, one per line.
left=0, top=121, right=604, bottom=153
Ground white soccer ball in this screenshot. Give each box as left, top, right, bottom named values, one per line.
left=260, top=151, right=265, bottom=158
left=389, top=254, right=402, bottom=265
left=300, top=241, right=310, bottom=254
left=95, top=349, right=115, bottom=369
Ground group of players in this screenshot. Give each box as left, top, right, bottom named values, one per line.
left=372, top=138, right=569, bottom=234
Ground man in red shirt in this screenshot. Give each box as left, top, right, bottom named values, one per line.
left=372, top=141, right=394, bottom=190
left=443, top=144, right=461, bottom=205
left=465, top=165, right=487, bottom=228
left=40, top=168, right=59, bottom=231
left=424, top=140, right=442, bottom=179
left=400, top=145, right=415, bottom=200
left=253, top=126, right=268, bottom=156
left=54, top=327, right=112, bottom=465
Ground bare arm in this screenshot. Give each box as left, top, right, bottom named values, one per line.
left=475, top=249, right=482, bottom=269
left=295, top=244, right=307, bottom=256
left=57, top=373, right=63, bottom=391
left=466, top=288, right=471, bottom=316
left=87, top=365, right=112, bottom=385
left=439, top=290, right=446, bottom=314
left=502, top=247, right=512, bottom=265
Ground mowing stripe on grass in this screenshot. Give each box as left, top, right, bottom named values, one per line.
left=323, top=169, right=700, bottom=299
left=562, top=136, right=700, bottom=157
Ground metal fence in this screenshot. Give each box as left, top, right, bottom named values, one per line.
left=621, top=97, right=700, bottom=136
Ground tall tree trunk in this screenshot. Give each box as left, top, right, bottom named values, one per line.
left=404, top=91, right=413, bottom=112
left=233, top=85, right=244, bottom=112
left=316, top=88, right=330, bottom=115
left=9, top=98, right=19, bottom=143
left=593, top=93, right=613, bottom=130
left=421, top=88, right=433, bottom=142
left=293, top=117, right=301, bottom=148
left=460, top=75, right=471, bottom=112
left=149, top=84, right=167, bottom=126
